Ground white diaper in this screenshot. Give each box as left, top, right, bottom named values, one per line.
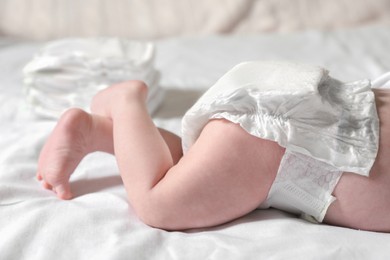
left=258, top=150, right=342, bottom=222
left=181, top=61, right=380, bottom=222
left=182, top=61, right=379, bottom=175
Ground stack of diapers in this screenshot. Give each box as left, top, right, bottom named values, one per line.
left=23, top=38, right=163, bottom=119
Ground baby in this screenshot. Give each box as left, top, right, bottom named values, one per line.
left=37, top=61, right=390, bottom=232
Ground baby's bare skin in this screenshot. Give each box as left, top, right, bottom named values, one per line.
left=37, top=81, right=390, bottom=231
left=37, top=109, right=88, bottom=199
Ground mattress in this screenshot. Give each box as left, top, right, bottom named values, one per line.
left=1, top=25, right=390, bottom=259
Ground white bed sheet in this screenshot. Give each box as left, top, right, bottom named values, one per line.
left=1, top=25, right=390, bottom=260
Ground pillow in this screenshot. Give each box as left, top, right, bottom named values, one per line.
left=234, top=0, right=390, bottom=33
left=0, top=0, right=389, bottom=40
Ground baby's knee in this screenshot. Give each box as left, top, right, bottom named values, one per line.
left=59, top=108, right=91, bottom=131
left=112, top=80, right=148, bottom=100
left=131, top=192, right=212, bottom=231
left=131, top=197, right=182, bottom=230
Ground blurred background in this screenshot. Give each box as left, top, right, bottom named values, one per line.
left=0, top=0, right=389, bottom=40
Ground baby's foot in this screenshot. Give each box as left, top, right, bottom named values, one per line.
left=37, top=108, right=93, bottom=199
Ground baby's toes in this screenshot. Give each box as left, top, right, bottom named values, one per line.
left=42, top=180, right=53, bottom=190
left=53, top=183, right=73, bottom=200
left=36, top=172, right=43, bottom=181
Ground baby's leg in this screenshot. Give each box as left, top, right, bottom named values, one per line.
left=324, top=170, right=390, bottom=232
left=90, top=81, right=284, bottom=230
left=141, top=119, right=284, bottom=230
left=37, top=110, right=181, bottom=200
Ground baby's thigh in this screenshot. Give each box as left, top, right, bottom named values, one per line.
left=324, top=172, right=390, bottom=232
left=193, top=120, right=283, bottom=220
left=153, top=119, right=284, bottom=229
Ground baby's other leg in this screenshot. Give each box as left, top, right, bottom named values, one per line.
left=37, top=104, right=181, bottom=200
left=89, top=82, right=182, bottom=164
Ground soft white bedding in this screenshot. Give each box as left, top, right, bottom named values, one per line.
left=1, top=25, right=390, bottom=259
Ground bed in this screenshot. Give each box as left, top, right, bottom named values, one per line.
left=1, top=1, right=390, bottom=259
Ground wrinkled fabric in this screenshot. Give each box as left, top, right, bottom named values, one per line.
left=182, top=61, right=379, bottom=176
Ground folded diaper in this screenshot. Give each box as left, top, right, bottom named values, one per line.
left=182, top=61, right=379, bottom=176
left=23, top=38, right=164, bottom=118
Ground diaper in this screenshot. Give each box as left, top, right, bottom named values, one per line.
left=181, top=61, right=380, bottom=221
left=182, top=61, right=379, bottom=175
left=258, top=150, right=342, bottom=222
